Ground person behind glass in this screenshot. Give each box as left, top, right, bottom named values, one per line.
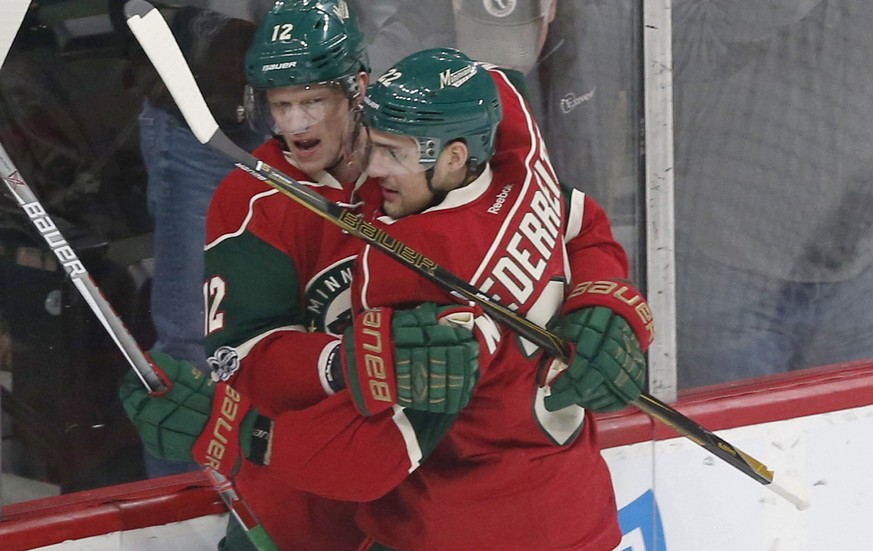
left=352, top=1, right=555, bottom=89
left=340, top=0, right=554, bottom=85
left=452, top=0, right=556, bottom=75
left=533, top=0, right=643, bottom=276
left=131, top=3, right=266, bottom=476
left=346, top=0, right=454, bottom=76
left=451, top=1, right=644, bottom=278
left=672, top=0, right=873, bottom=387
left=446, top=0, right=556, bottom=127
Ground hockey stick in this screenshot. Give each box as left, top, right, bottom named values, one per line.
left=0, top=0, right=29, bottom=67
left=0, top=143, right=279, bottom=550
left=124, top=0, right=809, bottom=511
left=0, top=3, right=279, bottom=547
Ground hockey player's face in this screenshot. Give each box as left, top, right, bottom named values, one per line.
left=367, top=130, right=468, bottom=218
left=267, top=84, right=354, bottom=173
left=366, top=130, right=434, bottom=217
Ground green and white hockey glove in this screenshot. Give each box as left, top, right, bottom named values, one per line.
left=543, top=306, right=647, bottom=413
left=119, top=350, right=271, bottom=476
left=330, top=302, right=499, bottom=416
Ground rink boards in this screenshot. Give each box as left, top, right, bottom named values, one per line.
left=1, top=360, right=872, bottom=550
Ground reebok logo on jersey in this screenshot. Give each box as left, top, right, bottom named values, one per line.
left=440, top=65, right=476, bottom=89
left=488, top=184, right=514, bottom=214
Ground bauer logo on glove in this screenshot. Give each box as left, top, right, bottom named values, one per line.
left=329, top=302, right=500, bottom=416
left=120, top=349, right=272, bottom=477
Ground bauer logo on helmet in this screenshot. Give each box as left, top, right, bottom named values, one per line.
left=262, top=61, right=298, bottom=73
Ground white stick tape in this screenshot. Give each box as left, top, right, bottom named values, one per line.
left=0, top=0, right=30, bottom=68
left=125, top=0, right=219, bottom=144
left=768, top=474, right=811, bottom=511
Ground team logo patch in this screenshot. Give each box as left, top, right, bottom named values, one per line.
left=483, top=0, right=517, bottom=18
left=208, top=346, right=240, bottom=382
left=305, top=258, right=354, bottom=336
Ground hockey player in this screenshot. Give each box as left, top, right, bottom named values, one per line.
left=345, top=47, right=650, bottom=550
left=122, top=1, right=486, bottom=550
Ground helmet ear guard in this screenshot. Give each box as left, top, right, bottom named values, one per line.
left=244, top=86, right=278, bottom=135
left=362, top=48, right=503, bottom=168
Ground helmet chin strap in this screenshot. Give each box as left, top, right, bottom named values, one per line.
left=423, top=167, right=449, bottom=212
left=326, top=99, right=364, bottom=175
left=324, top=149, right=347, bottom=173
left=421, top=161, right=484, bottom=213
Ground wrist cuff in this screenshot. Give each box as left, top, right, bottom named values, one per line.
left=247, top=414, right=273, bottom=466
left=342, top=308, right=397, bottom=416
left=563, top=279, right=655, bottom=351
left=319, top=340, right=344, bottom=395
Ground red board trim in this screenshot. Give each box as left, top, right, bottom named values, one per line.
left=597, top=359, right=873, bottom=448
left=3, top=360, right=873, bottom=549
left=0, top=472, right=225, bottom=551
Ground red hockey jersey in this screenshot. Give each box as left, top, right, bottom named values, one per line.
left=346, top=69, right=624, bottom=551
left=204, top=140, right=382, bottom=550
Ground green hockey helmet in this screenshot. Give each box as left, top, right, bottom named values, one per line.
left=246, top=0, right=369, bottom=90
left=244, top=0, right=370, bottom=134
left=363, top=47, right=502, bottom=168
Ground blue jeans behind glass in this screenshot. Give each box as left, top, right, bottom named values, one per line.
left=677, top=252, right=873, bottom=389
left=138, top=100, right=263, bottom=476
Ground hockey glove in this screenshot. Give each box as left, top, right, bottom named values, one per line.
left=331, top=302, right=498, bottom=416
left=119, top=350, right=271, bottom=476
left=543, top=306, right=647, bottom=413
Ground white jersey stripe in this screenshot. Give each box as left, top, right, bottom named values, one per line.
left=205, top=188, right=281, bottom=249
left=359, top=245, right=374, bottom=310
left=565, top=188, right=586, bottom=241
left=470, top=69, right=541, bottom=287
left=391, top=405, right=424, bottom=473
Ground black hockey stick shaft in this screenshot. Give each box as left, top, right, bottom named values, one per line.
left=124, top=0, right=807, bottom=511
left=0, top=142, right=279, bottom=550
